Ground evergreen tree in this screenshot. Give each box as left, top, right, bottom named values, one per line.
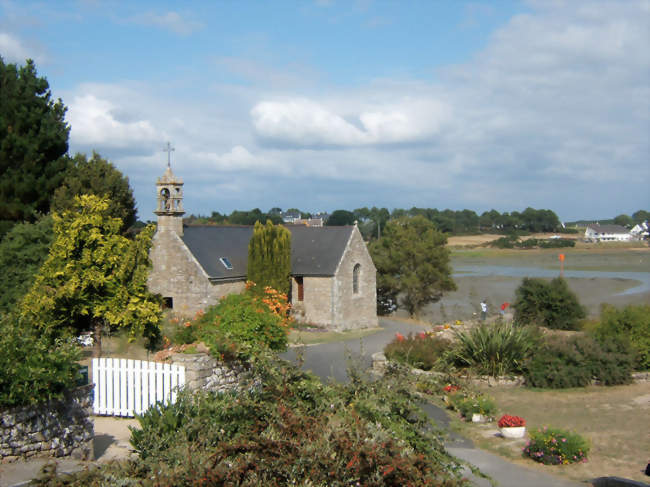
left=0, top=58, right=70, bottom=232
left=247, top=220, right=291, bottom=295
left=0, top=215, right=53, bottom=315
left=513, top=277, right=585, bottom=330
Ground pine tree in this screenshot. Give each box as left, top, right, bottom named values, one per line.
left=247, top=220, right=291, bottom=295
left=0, top=58, right=70, bottom=231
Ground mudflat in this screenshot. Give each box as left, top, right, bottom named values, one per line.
left=397, top=247, right=650, bottom=323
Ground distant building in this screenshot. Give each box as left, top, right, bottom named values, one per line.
left=630, top=221, right=649, bottom=240
left=292, top=218, right=324, bottom=227
left=148, top=165, right=378, bottom=331
left=282, top=210, right=301, bottom=223
left=584, top=224, right=631, bottom=242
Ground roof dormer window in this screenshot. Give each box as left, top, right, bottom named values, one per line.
left=219, top=257, right=233, bottom=270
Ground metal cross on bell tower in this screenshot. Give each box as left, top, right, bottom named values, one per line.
left=163, top=141, right=175, bottom=168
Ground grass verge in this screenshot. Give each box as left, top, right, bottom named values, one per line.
left=450, top=383, right=650, bottom=483
left=288, top=327, right=381, bottom=345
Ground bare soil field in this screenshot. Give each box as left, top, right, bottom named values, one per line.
left=446, top=234, right=503, bottom=247
left=456, top=383, right=650, bottom=483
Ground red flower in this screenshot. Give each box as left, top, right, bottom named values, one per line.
left=418, top=331, right=426, bottom=339
left=498, top=414, right=526, bottom=428
left=443, top=384, right=460, bottom=393
left=395, top=332, right=405, bottom=342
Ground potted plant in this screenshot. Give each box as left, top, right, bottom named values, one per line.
left=457, top=395, right=496, bottom=422
left=498, top=414, right=526, bottom=438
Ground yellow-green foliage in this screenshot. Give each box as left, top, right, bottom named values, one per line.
left=247, top=220, right=291, bottom=295
left=20, top=194, right=162, bottom=342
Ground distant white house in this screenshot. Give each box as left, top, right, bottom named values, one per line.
left=584, top=224, right=631, bottom=242
left=630, top=221, right=649, bottom=240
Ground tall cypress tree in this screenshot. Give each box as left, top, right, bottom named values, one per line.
left=247, top=220, right=291, bottom=295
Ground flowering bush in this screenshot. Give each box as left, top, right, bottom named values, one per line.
left=164, top=286, right=291, bottom=360
left=498, top=415, right=526, bottom=428
left=443, top=384, right=460, bottom=393
left=523, top=427, right=589, bottom=465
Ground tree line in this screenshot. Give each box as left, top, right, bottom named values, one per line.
left=186, top=205, right=569, bottom=240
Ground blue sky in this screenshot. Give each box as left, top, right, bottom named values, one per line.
left=1, top=0, right=648, bottom=222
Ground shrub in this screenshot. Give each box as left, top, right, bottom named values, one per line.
left=191, top=286, right=290, bottom=358
left=489, top=235, right=517, bottom=248
left=538, top=238, right=575, bottom=248
left=513, top=277, right=586, bottom=330
left=0, top=315, right=81, bottom=408
left=448, top=392, right=497, bottom=419
left=449, top=320, right=540, bottom=376
left=57, top=355, right=472, bottom=486
left=523, top=334, right=633, bottom=388
left=498, top=415, right=525, bottom=428
left=523, top=427, right=589, bottom=465
left=590, top=304, right=650, bottom=370
left=384, top=332, right=451, bottom=371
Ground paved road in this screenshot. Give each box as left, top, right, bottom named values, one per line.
left=281, top=318, right=585, bottom=487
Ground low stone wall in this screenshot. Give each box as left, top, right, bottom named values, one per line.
left=371, top=353, right=648, bottom=386
left=0, top=385, right=94, bottom=463
left=169, top=353, right=252, bottom=393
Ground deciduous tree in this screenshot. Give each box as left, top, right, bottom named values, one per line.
left=20, top=195, right=162, bottom=356
left=51, top=152, right=137, bottom=232
left=369, top=216, right=456, bottom=317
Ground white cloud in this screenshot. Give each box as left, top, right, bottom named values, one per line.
left=60, top=0, right=650, bottom=220
left=194, top=146, right=285, bottom=174
left=0, top=31, right=44, bottom=63
left=67, top=93, right=162, bottom=150
left=251, top=97, right=450, bottom=146
left=130, top=11, right=203, bottom=36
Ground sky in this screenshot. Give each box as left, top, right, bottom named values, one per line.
left=1, top=0, right=648, bottom=222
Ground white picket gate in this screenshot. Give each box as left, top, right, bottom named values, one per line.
left=92, top=358, right=185, bottom=417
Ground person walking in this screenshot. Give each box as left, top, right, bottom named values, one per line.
left=480, top=300, right=488, bottom=321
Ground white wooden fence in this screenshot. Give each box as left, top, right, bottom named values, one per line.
left=92, top=358, right=185, bottom=417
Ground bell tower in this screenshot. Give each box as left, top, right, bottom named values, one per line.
left=154, top=142, right=184, bottom=235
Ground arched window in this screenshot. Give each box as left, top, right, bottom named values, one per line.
left=353, top=263, right=361, bottom=294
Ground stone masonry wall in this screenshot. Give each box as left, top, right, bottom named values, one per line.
left=0, top=385, right=94, bottom=463
left=169, top=353, right=252, bottom=393
left=332, top=226, right=378, bottom=331
left=148, top=229, right=245, bottom=316
left=292, top=276, right=334, bottom=328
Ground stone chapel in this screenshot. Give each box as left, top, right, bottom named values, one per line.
left=147, top=164, right=378, bottom=331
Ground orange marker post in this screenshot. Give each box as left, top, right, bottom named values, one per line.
left=558, top=253, right=565, bottom=277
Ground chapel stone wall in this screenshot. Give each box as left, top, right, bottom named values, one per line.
left=291, top=276, right=334, bottom=328
left=148, top=229, right=245, bottom=316
left=332, top=227, right=378, bottom=330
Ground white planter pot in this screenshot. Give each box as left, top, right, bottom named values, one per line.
left=499, top=426, right=526, bottom=438
left=471, top=413, right=486, bottom=423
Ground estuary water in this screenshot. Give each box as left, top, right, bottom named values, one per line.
left=453, top=265, right=650, bottom=296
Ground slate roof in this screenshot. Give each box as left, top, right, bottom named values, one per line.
left=586, top=224, right=630, bottom=234
left=181, top=224, right=354, bottom=281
